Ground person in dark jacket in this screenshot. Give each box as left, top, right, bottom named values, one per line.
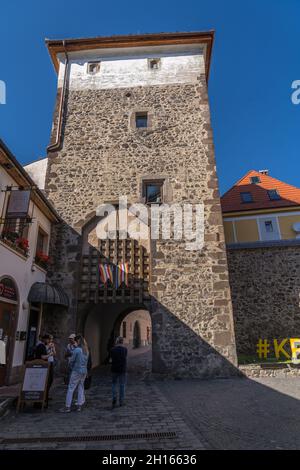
left=111, top=336, right=127, bottom=408
left=34, top=334, right=53, bottom=407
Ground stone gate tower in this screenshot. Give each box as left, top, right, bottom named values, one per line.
left=44, top=32, right=237, bottom=377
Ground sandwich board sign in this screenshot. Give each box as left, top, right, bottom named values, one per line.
left=17, top=360, right=50, bottom=412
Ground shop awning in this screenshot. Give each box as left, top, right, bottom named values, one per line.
left=28, top=282, right=69, bottom=307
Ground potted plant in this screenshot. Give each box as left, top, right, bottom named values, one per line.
left=16, top=237, right=29, bottom=255
left=35, top=251, right=50, bottom=269
left=2, top=228, right=19, bottom=243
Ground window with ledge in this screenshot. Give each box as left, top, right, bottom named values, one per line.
left=240, top=192, right=254, bottom=203
left=1, top=218, right=30, bottom=256
left=143, top=181, right=164, bottom=204
left=148, top=58, right=161, bottom=70
left=35, top=227, right=50, bottom=270
left=87, top=62, right=100, bottom=75
left=268, top=189, right=281, bottom=201
left=0, top=189, right=31, bottom=257
left=135, top=112, right=148, bottom=129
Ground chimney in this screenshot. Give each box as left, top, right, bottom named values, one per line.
left=259, top=169, right=269, bottom=176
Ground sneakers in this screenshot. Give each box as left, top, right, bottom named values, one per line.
left=112, top=399, right=117, bottom=409
left=76, top=406, right=82, bottom=412
left=59, top=407, right=71, bottom=413
left=119, top=402, right=125, bottom=407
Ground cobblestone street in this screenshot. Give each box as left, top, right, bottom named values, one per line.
left=2, top=369, right=300, bottom=450
left=0, top=368, right=203, bottom=450
left=158, top=376, right=300, bottom=450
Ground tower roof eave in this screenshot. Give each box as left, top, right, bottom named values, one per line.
left=45, top=30, right=215, bottom=83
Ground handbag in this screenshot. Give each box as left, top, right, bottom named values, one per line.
left=84, top=374, right=92, bottom=390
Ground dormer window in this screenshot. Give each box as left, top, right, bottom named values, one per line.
left=268, top=189, right=281, bottom=201
left=250, top=176, right=261, bottom=184
left=240, top=192, right=253, bottom=203
left=148, top=58, right=161, bottom=70
left=87, top=62, right=100, bottom=75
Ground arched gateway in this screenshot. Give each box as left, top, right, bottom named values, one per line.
left=76, top=213, right=153, bottom=371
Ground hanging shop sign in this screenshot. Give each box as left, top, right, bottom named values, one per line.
left=6, top=189, right=30, bottom=218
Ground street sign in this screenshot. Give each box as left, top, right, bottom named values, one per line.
left=17, top=360, right=50, bottom=412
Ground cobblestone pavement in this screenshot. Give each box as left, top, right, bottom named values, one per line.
left=157, top=376, right=300, bottom=450
left=127, top=346, right=152, bottom=374
left=2, top=368, right=300, bottom=450
left=0, top=369, right=203, bottom=450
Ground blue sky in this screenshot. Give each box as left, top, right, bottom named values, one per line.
left=0, top=0, right=299, bottom=194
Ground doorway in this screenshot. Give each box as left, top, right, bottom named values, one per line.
left=25, top=304, right=41, bottom=360
left=133, top=321, right=141, bottom=348
left=0, top=301, right=17, bottom=386
left=119, top=309, right=152, bottom=373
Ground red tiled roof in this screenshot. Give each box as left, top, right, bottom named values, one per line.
left=221, top=170, right=300, bottom=213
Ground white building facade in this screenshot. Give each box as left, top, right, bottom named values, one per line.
left=0, top=140, right=60, bottom=385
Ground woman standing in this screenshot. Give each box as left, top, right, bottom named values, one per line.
left=60, top=335, right=89, bottom=413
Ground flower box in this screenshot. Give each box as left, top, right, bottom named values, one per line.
left=35, top=251, right=50, bottom=270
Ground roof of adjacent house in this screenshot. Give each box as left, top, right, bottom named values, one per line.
left=221, top=170, right=300, bottom=214
left=45, top=31, right=214, bottom=82
left=0, top=139, right=60, bottom=222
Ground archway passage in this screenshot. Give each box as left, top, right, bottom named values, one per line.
left=82, top=305, right=152, bottom=375
left=119, top=310, right=152, bottom=374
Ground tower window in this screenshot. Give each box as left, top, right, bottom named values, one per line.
left=87, top=62, right=100, bottom=75
left=135, top=112, right=148, bottom=129
left=240, top=192, right=253, bottom=203
left=148, top=58, right=161, bottom=70
left=143, top=181, right=163, bottom=204
left=268, top=189, right=281, bottom=201
left=250, top=176, right=261, bottom=184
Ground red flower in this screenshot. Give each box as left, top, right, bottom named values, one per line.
left=36, top=251, right=50, bottom=264
left=16, top=238, right=29, bottom=250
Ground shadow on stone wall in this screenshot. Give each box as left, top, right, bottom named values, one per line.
left=40, top=218, right=240, bottom=379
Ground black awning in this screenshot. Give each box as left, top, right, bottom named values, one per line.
left=28, top=282, right=69, bottom=307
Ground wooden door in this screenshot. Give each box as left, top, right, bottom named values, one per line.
left=0, top=301, right=16, bottom=386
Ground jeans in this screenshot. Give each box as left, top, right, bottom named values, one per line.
left=66, top=371, right=86, bottom=408
left=112, top=372, right=126, bottom=403
left=46, top=363, right=54, bottom=403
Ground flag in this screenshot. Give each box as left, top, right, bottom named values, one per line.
left=99, top=264, right=107, bottom=284
left=118, top=262, right=129, bottom=287
left=115, top=264, right=120, bottom=289
left=105, top=264, right=113, bottom=284
left=124, top=262, right=129, bottom=287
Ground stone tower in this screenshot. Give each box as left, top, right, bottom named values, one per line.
left=44, top=32, right=237, bottom=377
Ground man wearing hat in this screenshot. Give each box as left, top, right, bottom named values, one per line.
left=64, top=334, right=77, bottom=385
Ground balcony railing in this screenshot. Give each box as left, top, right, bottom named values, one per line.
left=0, top=218, right=30, bottom=257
